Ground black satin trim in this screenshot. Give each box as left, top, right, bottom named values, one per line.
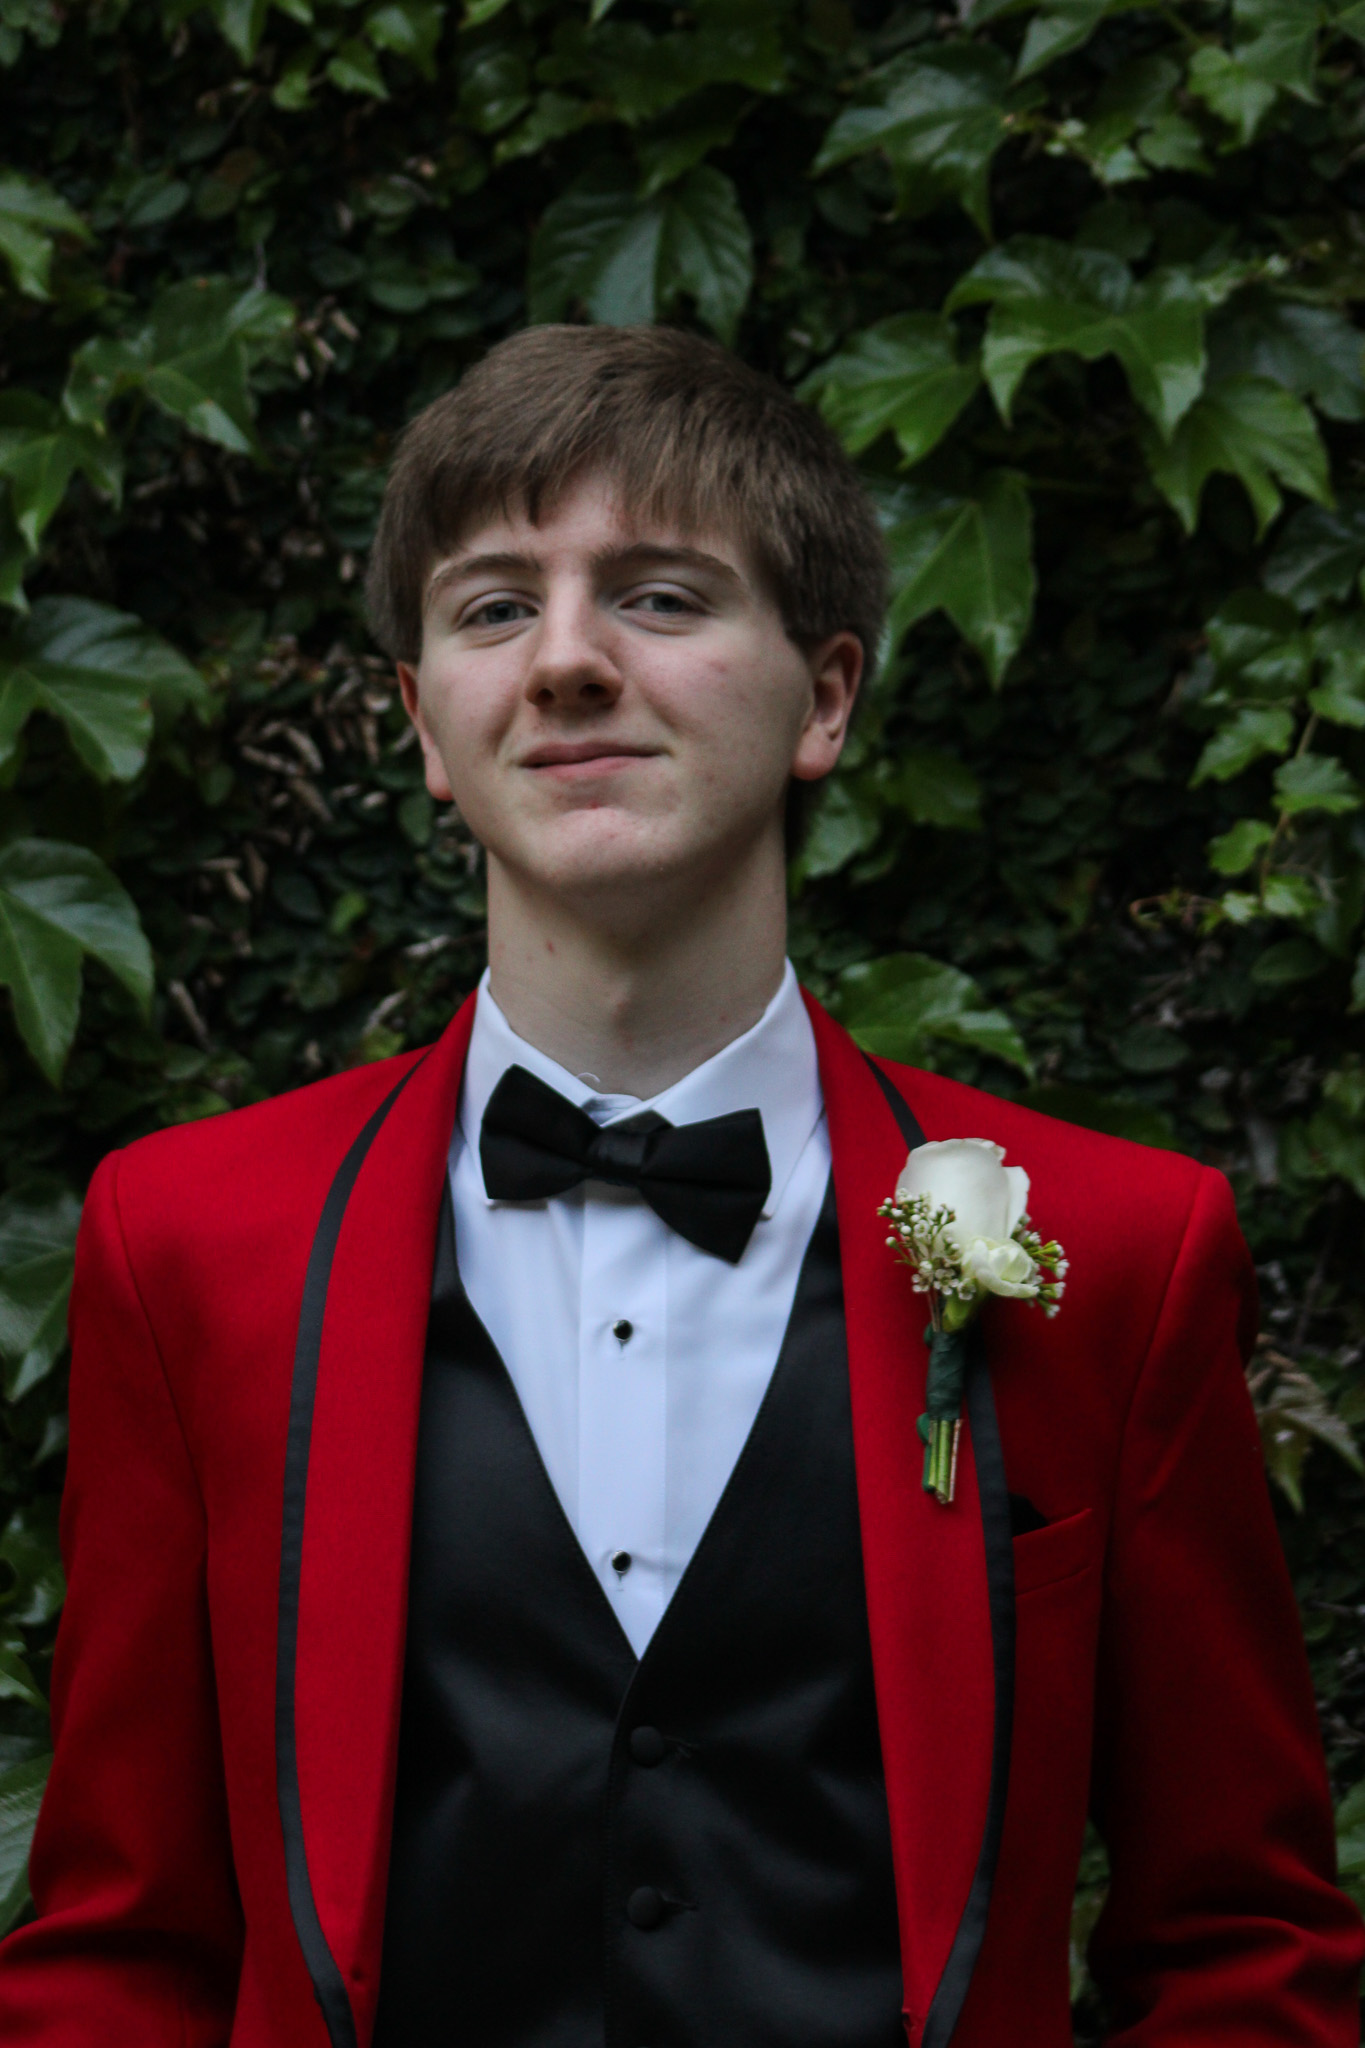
left=860, top=1053, right=1017, bottom=2048
left=276, top=1060, right=426, bottom=2048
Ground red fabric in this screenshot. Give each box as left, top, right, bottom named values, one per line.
left=0, top=991, right=1358, bottom=2046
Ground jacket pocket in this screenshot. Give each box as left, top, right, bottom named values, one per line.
left=1013, top=1505, right=1095, bottom=1596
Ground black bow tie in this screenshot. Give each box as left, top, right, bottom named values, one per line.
left=479, top=1064, right=772, bottom=1265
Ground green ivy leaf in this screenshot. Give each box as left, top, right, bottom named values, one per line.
left=1014, top=0, right=1148, bottom=80
left=0, top=170, right=87, bottom=300
left=635, top=104, right=747, bottom=197
left=1307, top=620, right=1365, bottom=725
left=65, top=278, right=294, bottom=459
left=1309, top=680, right=1365, bottom=727
left=1208, top=816, right=1274, bottom=874
left=1144, top=375, right=1332, bottom=536
left=1187, top=0, right=1318, bottom=145
left=947, top=238, right=1206, bottom=437
left=457, top=44, right=529, bottom=131
left=0, top=1189, right=79, bottom=1401
left=1186, top=47, right=1277, bottom=147
left=0, top=392, right=122, bottom=560
left=0, top=1645, right=44, bottom=1711
left=273, top=49, right=316, bottom=110
left=792, top=775, right=881, bottom=881
left=327, top=37, right=390, bottom=97
left=1337, top=1778, right=1365, bottom=1910
left=534, top=10, right=782, bottom=127
left=799, top=315, right=981, bottom=465
left=1264, top=499, right=1365, bottom=610
left=1203, top=591, right=1309, bottom=692
left=0, top=839, right=154, bottom=1082
left=1275, top=752, right=1362, bottom=817
left=1234, top=0, right=1319, bottom=98
left=0, top=1501, right=63, bottom=1627
left=658, top=166, right=752, bottom=344
left=1045, top=50, right=1206, bottom=180
left=0, top=1753, right=49, bottom=1935
left=366, top=0, right=444, bottom=79
left=888, top=747, right=983, bottom=829
left=0, top=597, right=206, bottom=782
left=884, top=471, right=1036, bottom=686
left=830, top=951, right=1033, bottom=1076
left=494, top=90, right=598, bottom=164
left=813, top=43, right=1011, bottom=235
left=1210, top=295, right=1365, bottom=423
left=1251, top=935, right=1328, bottom=984
left=528, top=164, right=752, bottom=339
left=1191, top=702, right=1295, bottom=782
left=529, top=165, right=664, bottom=325
left=1261, top=871, right=1320, bottom=919
left=1255, top=1360, right=1362, bottom=1511
left=208, top=0, right=270, bottom=61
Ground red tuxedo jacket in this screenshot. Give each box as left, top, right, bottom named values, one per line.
left=0, top=991, right=1359, bottom=2046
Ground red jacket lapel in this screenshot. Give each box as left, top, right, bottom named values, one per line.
left=806, top=994, right=999, bottom=2045
left=284, top=995, right=475, bottom=2048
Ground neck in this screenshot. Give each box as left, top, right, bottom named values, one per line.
left=484, top=839, right=789, bottom=1097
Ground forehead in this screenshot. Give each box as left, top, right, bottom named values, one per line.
left=430, top=469, right=763, bottom=584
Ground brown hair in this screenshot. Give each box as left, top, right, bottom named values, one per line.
left=365, top=324, right=887, bottom=672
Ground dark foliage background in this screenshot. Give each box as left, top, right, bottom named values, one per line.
left=0, top=0, right=1363, bottom=2025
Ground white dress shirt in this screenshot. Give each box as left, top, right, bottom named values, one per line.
left=449, top=962, right=830, bottom=1657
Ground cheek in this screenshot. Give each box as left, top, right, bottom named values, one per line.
left=415, top=659, right=508, bottom=765
left=674, top=649, right=810, bottom=778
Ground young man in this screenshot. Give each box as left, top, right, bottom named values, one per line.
left=0, top=324, right=1359, bottom=2047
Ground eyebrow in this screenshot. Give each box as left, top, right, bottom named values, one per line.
left=424, top=540, right=746, bottom=606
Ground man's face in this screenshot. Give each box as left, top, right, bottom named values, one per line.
left=398, top=472, right=860, bottom=917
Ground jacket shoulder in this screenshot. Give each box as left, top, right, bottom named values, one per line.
left=96, top=1045, right=431, bottom=1265
left=874, top=1057, right=1218, bottom=1246
left=116, top=1045, right=426, bottom=1181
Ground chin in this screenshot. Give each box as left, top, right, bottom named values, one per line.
left=520, top=813, right=701, bottom=899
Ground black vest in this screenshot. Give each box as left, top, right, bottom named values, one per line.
left=373, top=1179, right=905, bottom=2048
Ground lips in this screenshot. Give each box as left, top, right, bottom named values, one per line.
left=522, top=740, right=658, bottom=770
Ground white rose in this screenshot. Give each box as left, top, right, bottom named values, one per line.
left=895, top=1137, right=1037, bottom=1300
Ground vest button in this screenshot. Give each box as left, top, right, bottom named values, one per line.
left=626, top=1884, right=664, bottom=1930
left=629, top=1725, right=667, bottom=1766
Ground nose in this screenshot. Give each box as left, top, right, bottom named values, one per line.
left=524, top=585, right=621, bottom=711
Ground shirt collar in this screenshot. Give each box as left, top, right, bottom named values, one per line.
left=456, top=961, right=824, bottom=1220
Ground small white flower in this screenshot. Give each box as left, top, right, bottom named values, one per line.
left=961, top=1235, right=1039, bottom=1300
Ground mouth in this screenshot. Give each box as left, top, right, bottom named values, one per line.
left=521, top=740, right=661, bottom=775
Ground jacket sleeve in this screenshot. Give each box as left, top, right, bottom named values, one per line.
left=0, top=1150, right=243, bottom=2042
left=1088, top=1164, right=1364, bottom=2043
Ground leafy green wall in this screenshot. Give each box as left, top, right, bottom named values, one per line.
left=0, top=0, right=1363, bottom=2021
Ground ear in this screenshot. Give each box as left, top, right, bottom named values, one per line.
left=790, top=631, right=863, bottom=784
left=397, top=661, right=456, bottom=804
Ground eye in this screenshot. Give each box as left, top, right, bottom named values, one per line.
left=466, top=596, right=532, bottom=629
left=627, top=588, right=701, bottom=618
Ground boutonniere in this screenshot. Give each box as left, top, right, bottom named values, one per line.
left=877, top=1139, right=1067, bottom=1505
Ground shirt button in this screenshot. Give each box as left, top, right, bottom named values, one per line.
left=612, top=1318, right=634, bottom=1343
left=626, top=1885, right=664, bottom=1930
left=630, top=1726, right=667, bottom=1767
left=611, top=1550, right=632, bottom=1576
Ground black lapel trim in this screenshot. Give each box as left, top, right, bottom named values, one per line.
left=860, top=1053, right=1017, bottom=2048
left=276, top=1059, right=427, bottom=2048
